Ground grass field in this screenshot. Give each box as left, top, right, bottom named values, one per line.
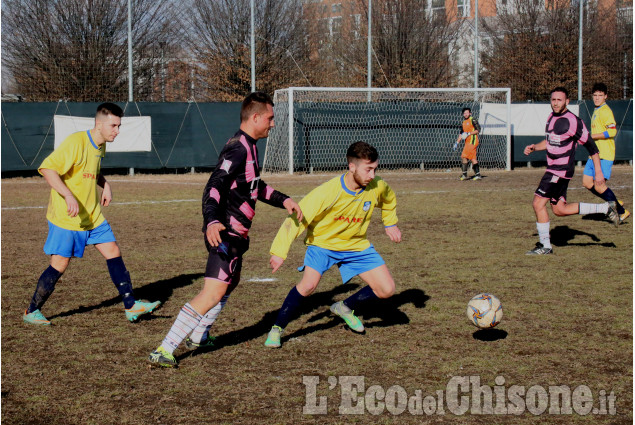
left=1, top=166, right=632, bottom=424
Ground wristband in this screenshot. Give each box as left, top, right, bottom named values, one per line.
left=603, top=131, right=610, bottom=138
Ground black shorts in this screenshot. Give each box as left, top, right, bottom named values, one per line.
left=204, top=231, right=249, bottom=285
left=534, top=172, right=570, bottom=205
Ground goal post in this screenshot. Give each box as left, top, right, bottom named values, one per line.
left=263, top=87, right=512, bottom=174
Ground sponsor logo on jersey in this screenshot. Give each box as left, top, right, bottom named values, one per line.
left=83, top=172, right=97, bottom=180
left=334, top=216, right=364, bottom=223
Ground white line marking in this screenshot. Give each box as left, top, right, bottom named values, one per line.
left=245, top=277, right=278, bottom=282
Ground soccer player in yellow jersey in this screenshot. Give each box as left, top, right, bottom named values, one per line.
left=582, top=83, right=629, bottom=223
left=23, top=103, right=160, bottom=326
left=264, top=142, right=402, bottom=348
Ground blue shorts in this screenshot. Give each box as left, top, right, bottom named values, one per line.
left=43, top=221, right=117, bottom=258
left=299, top=245, right=385, bottom=284
left=583, top=159, right=613, bottom=180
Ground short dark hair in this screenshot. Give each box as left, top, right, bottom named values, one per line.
left=346, top=141, right=378, bottom=163
left=240, top=92, right=274, bottom=122
left=550, top=87, right=569, bottom=99
left=96, top=102, right=124, bottom=119
left=592, top=82, right=608, bottom=95
left=462, top=107, right=471, bottom=114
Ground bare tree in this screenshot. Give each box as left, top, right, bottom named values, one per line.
left=2, top=0, right=181, bottom=101
left=480, top=0, right=632, bottom=100
left=365, top=0, right=463, bottom=87
left=186, top=0, right=311, bottom=101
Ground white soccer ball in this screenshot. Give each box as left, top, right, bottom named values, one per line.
left=466, top=293, right=503, bottom=329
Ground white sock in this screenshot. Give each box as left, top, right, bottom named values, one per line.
left=189, top=295, right=229, bottom=343
left=579, top=202, right=609, bottom=215
left=161, top=303, right=202, bottom=354
left=536, top=222, right=551, bottom=249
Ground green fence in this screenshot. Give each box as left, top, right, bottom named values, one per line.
left=1, top=101, right=243, bottom=172
left=1, top=100, right=631, bottom=173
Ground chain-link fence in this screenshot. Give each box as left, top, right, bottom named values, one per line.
left=2, top=0, right=632, bottom=103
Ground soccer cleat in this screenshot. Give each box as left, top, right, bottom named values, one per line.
left=185, top=335, right=216, bottom=349
left=264, top=325, right=283, bottom=348
left=607, top=201, right=620, bottom=228
left=148, top=346, right=178, bottom=368
left=459, top=175, right=469, bottom=181
left=620, top=209, right=630, bottom=223
left=23, top=309, right=51, bottom=325
left=525, top=243, right=553, bottom=255
left=472, top=175, right=482, bottom=180
left=125, top=300, right=161, bottom=322
left=330, top=301, right=364, bottom=333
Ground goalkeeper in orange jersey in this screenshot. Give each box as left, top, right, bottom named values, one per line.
left=264, top=141, right=402, bottom=348
left=456, top=107, right=482, bottom=180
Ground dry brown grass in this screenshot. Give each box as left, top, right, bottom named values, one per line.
left=2, top=166, right=632, bottom=424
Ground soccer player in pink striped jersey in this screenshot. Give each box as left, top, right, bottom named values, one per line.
left=523, top=87, right=619, bottom=255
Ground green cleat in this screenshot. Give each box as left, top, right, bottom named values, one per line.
left=126, top=300, right=161, bottom=322
left=330, top=301, right=364, bottom=333
left=148, top=346, right=177, bottom=368
left=264, top=325, right=283, bottom=348
left=185, top=335, right=216, bottom=349
left=23, top=309, right=51, bottom=326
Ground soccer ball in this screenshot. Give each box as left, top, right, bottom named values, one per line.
left=466, top=293, right=503, bottom=329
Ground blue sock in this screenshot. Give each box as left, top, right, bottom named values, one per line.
left=274, top=286, right=305, bottom=329
left=107, top=257, right=135, bottom=309
left=27, top=266, right=63, bottom=313
left=343, top=286, right=379, bottom=311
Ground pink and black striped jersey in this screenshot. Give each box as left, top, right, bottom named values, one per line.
left=544, top=109, right=598, bottom=179
left=202, top=130, right=289, bottom=238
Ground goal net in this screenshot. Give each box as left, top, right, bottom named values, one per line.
left=263, top=87, right=511, bottom=174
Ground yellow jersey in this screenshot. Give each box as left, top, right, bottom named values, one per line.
left=39, top=131, right=106, bottom=231
left=270, top=174, right=398, bottom=259
left=591, top=103, right=617, bottom=161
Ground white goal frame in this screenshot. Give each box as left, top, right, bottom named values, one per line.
left=264, top=87, right=512, bottom=174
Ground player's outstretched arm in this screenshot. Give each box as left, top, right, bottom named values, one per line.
left=40, top=168, right=79, bottom=217
left=524, top=140, right=547, bottom=155
left=270, top=255, right=285, bottom=273
left=385, top=225, right=402, bottom=243
left=283, top=198, right=303, bottom=222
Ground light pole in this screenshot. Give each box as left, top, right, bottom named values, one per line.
left=251, top=0, right=256, bottom=93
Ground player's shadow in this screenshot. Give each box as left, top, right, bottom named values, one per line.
left=185, top=284, right=357, bottom=360
left=549, top=225, right=616, bottom=248
left=47, top=273, right=203, bottom=320
left=185, top=287, right=429, bottom=360
left=274, top=287, right=428, bottom=343
left=472, top=328, right=507, bottom=341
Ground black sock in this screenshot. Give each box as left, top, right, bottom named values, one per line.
left=343, top=286, right=379, bottom=311
left=27, top=266, right=63, bottom=313
left=274, top=286, right=305, bottom=329
left=473, top=163, right=480, bottom=176
left=107, top=257, right=135, bottom=309
left=461, top=162, right=469, bottom=176
left=588, top=187, right=602, bottom=198
left=599, top=188, right=624, bottom=213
